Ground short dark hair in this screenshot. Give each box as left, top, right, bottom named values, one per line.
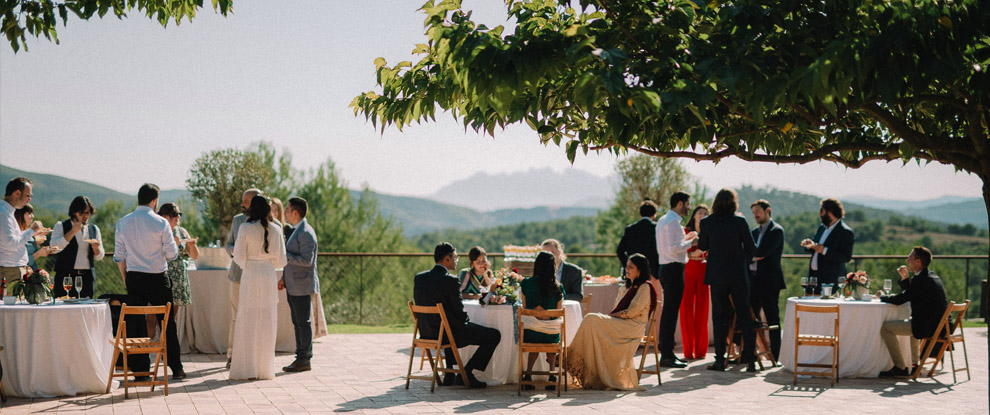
left=157, top=202, right=181, bottom=218
left=711, top=188, right=739, bottom=216
left=468, top=246, right=487, bottom=264
left=669, top=191, right=690, bottom=208
left=5, top=177, right=30, bottom=197
left=287, top=197, right=308, bottom=218
left=14, top=203, right=33, bottom=227
left=639, top=199, right=658, bottom=217
left=820, top=198, right=844, bottom=219
left=138, top=183, right=160, bottom=205
left=912, top=246, right=933, bottom=267
left=750, top=199, right=771, bottom=213
left=68, top=195, right=95, bottom=218
left=434, top=242, right=456, bottom=263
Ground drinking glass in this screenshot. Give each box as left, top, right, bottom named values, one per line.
left=63, top=276, right=73, bottom=298
left=74, top=276, right=84, bottom=299
left=809, top=276, right=818, bottom=295
left=821, top=283, right=833, bottom=298
left=800, top=276, right=809, bottom=297
left=837, top=281, right=846, bottom=299
left=883, top=279, right=892, bottom=296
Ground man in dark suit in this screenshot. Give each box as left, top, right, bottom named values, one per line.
left=541, top=238, right=584, bottom=301
left=800, top=198, right=855, bottom=292
left=616, top=199, right=660, bottom=278
left=280, top=197, right=318, bottom=373
left=877, top=246, right=948, bottom=377
left=699, top=189, right=758, bottom=372
left=748, top=199, right=785, bottom=362
left=414, top=242, right=501, bottom=388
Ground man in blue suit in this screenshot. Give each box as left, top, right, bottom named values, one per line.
left=801, top=198, right=855, bottom=293
left=748, top=199, right=785, bottom=362
left=280, top=197, right=319, bottom=373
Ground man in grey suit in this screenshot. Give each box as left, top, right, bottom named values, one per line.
left=225, top=188, right=261, bottom=368
left=280, top=197, right=319, bottom=372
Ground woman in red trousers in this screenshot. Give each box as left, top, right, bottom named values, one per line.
left=680, top=205, right=710, bottom=359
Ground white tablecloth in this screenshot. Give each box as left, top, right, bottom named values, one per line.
left=780, top=297, right=912, bottom=378
left=462, top=300, right=583, bottom=385
left=0, top=301, right=114, bottom=397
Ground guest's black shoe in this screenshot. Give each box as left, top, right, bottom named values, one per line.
left=172, top=370, right=187, bottom=380
left=521, top=375, right=535, bottom=391
left=746, top=362, right=759, bottom=373
left=456, top=372, right=487, bottom=389
left=226, top=357, right=232, bottom=369
left=675, top=356, right=688, bottom=363
left=282, top=360, right=312, bottom=373
left=658, top=358, right=687, bottom=368
left=879, top=366, right=909, bottom=378
left=545, top=375, right=557, bottom=391
left=707, top=361, right=726, bottom=371
left=441, top=373, right=456, bottom=386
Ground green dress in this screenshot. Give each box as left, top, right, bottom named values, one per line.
left=165, top=226, right=192, bottom=306
left=521, top=277, right=563, bottom=343
left=457, top=268, right=485, bottom=295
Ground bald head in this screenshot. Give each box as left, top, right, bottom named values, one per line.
left=241, top=188, right=262, bottom=214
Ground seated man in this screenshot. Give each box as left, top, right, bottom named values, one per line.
left=541, top=238, right=584, bottom=301
left=413, top=242, right=501, bottom=388
left=877, top=246, right=948, bottom=377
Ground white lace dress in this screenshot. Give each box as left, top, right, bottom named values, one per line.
left=229, top=220, right=286, bottom=380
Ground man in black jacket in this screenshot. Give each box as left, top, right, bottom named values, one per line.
left=800, top=198, right=855, bottom=292
left=541, top=239, right=584, bottom=301
left=616, top=199, right=660, bottom=278
left=877, top=246, right=948, bottom=377
left=748, top=199, right=785, bottom=362
left=413, top=242, right=501, bottom=388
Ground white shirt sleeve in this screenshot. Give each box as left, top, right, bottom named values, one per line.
left=91, top=225, right=105, bottom=261
left=51, top=221, right=69, bottom=250
left=113, top=220, right=126, bottom=263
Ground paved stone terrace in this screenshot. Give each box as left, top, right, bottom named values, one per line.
left=2, top=328, right=987, bottom=414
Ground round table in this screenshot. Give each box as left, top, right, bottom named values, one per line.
left=462, top=299, right=583, bottom=385
left=780, top=297, right=911, bottom=378
left=0, top=301, right=114, bottom=397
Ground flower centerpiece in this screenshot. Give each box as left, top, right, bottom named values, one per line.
left=7, top=268, right=53, bottom=304
left=482, top=268, right=523, bottom=305
left=843, top=270, right=872, bottom=300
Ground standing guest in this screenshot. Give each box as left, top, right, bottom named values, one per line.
left=158, top=203, right=198, bottom=322
left=616, top=199, right=660, bottom=277
left=15, top=204, right=52, bottom=271
left=114, top=183, right=185, bottom=380
left=279, top=197, right=319, bottom=373
left=413, top=242, right=501, bottom=388
left=540, top=239, right=584, bottom=301
left=519, top=251, right=564, bottom=391
left=229, top=195, right=287, bottom=380
left=1, top=177, right=49, bottom=283
left=748, top=199, right=785, bottom=362
left=271, top=197, right=294, bottom=240
left=225, top=188, right=262, bottom=368
left=699, top=189, right=758, bottom=372
left=565, top=253, right=657, bottom=390
left=654, top=191, right=696, bottom=368
left=877, top=246, right=948, bottom=378
left=51, top=196, right=104, bottom=298
left=680, top=204, right=710, bottom=360
left=457, top=246, right=494, bottom=299
left=801, top=198, right=855, bottom=293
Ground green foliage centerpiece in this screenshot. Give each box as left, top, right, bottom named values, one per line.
left=7, top=269, right=53, bottom=304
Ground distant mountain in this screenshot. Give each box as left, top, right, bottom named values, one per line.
left=430, top=167, right=613, bottom=211
left=845, top=195, right=978, bottom=211
left=845, top=195, right=987, bottom=229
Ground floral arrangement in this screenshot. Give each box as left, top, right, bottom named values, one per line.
left=481, top=268, right=523, bottom=305
left=843, top=270, right=872, bottom=298
left=7, top=268, right=53, bottom=304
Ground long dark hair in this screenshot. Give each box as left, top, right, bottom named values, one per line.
left=247, top=195, right=272, bottom=253
left=626, top=253, right=652, bottom=288
left=531, top=251, right=562, bottom=304
left=711, top=188, right=738, bottom=216
left=684, top=204, right=710, bottom=232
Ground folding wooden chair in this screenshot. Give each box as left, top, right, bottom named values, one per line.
left=517, top=308, right=567, bottom=396
left=913, top=300, right=971, bottom=382
left=106, top=303, right=172, bottom=398
left=579, top=293, right=593, bottom=316
left=793, top=304, right=840, bottom=386
left=1, top=346, right=6, bottom=403
left=726, top=297, right=778, bottom=369
left=636, top=300, right=663, bottom=385
left=405, top=301, right=469, bottom=393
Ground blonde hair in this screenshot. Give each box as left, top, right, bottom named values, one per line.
left=270, top=197, right=286, bottom=225
left=540, top=238, right=567, bottom=261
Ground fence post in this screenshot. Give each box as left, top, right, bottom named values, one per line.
left=359, top=256, right=364, bottom=325
left=965, top=258, right=970, bottom=319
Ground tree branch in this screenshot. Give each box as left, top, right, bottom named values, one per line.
left=860, top=102, right=972, bottom=155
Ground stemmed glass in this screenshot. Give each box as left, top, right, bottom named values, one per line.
left=74, top=276, right=84, bottom=299
left=809, top=276, right=818, bottom=296
left=62, top=276, right=73, bottom=299
left=837, top=281, right=846, bottom=299
left=883, top=279, right=893, bottom=296
left=800, top=276, right=809, bottom=297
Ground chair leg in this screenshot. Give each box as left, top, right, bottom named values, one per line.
left=427, top=349, right=439, bottom=393
left=106, top=347, right=120, bottom=394
left=405, top=343, right=417, bottom=390
left=949, top=344, right=956, bottom=384
left=960, top=336, right=970, bottom=381
left=652, top=341, right=661, bottom=385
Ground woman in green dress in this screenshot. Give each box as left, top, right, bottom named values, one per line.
left=457, top=246, right=493, bottom=299
left=520, top=250, right=564, bottom=390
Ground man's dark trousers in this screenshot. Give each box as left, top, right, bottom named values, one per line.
left=444, top=322, right=502, bottom=371
left=749, top=277, right=782, bottom=361
left=125, top=271, right=182, bottom=373
left=658, top=262, right=685, bottom=359
left=286, top=293, right=313, bottom=362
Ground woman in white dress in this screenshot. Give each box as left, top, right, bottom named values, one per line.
left=230, top=195, right=287, bottom=380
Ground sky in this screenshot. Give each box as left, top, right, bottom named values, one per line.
left=0, top=0, right=983, bottom=203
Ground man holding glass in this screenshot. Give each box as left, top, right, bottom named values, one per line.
left=800, top=198, right=855, bottom=294
left=876, top=246, right=947, bottom=378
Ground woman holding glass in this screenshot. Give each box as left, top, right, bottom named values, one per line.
left=14, top=203, right=52, bottom=271
left=457, top=246, right=494, bottom=299
left=50, top=196, right=104, bottom=298
left=680, top=204, right=710, bottom=360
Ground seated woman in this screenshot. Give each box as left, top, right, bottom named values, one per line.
left=520, top=251, right=564, bottom=391
left=14, top=203, right=52, bottom=271
left=565, top=253, right=657, bottom=390
left=457, top=246, right=493, bottom=299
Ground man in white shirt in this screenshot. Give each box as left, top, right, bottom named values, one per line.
left=654, top=191, right=697, bottom=368
left=1, top=177, right=49, bottom=283
left=114, top=183, right=185, bottom=380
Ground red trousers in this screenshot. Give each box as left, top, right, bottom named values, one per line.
left=679, top=259, right=709, bottom=359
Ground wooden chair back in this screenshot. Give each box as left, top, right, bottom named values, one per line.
left=106, top=303, right=172, bottom=399
left=405, top=301, right=469, bottom=392
left=579, top=293, right=593, bottom=316
left=726, top=296, right=778, bottom=369
left=517, top=307, right=567, bottom=396
left=913, top=300, right=971, bottom=382
left=636, top=300, right=663, bottom=385
left=793, top=303, right=840, bottom=387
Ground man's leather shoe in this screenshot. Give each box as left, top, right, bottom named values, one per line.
left=282, top=360, right=312, bottom=373
left=440, top=373, right=456, bottom=386
left=746, top=362, right=760, bottom=373
left=879, top=366, right=909, bottom=378
left=172, top=370, right=187, bottom=380
left=456, top=372, right=487, bottom=388
left=707, top=361, right=726, bottom=371
left=658, top=358, right=687, bottom=368
left=675, top=356, right=688, bottom=363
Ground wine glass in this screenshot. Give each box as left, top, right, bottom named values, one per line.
left=74, top=276, right=84, bottom=299
left=883, top=279, right=892, bottom=296
left=809, top=276, right=818, bottom=296
left=63, top=276, right=73, bottom=299
left=837, top=281, right=846, bottom=299
left=800, top=276, right=809, bottom=297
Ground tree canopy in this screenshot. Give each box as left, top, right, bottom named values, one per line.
left=2, top=0, right=232, bottom=52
